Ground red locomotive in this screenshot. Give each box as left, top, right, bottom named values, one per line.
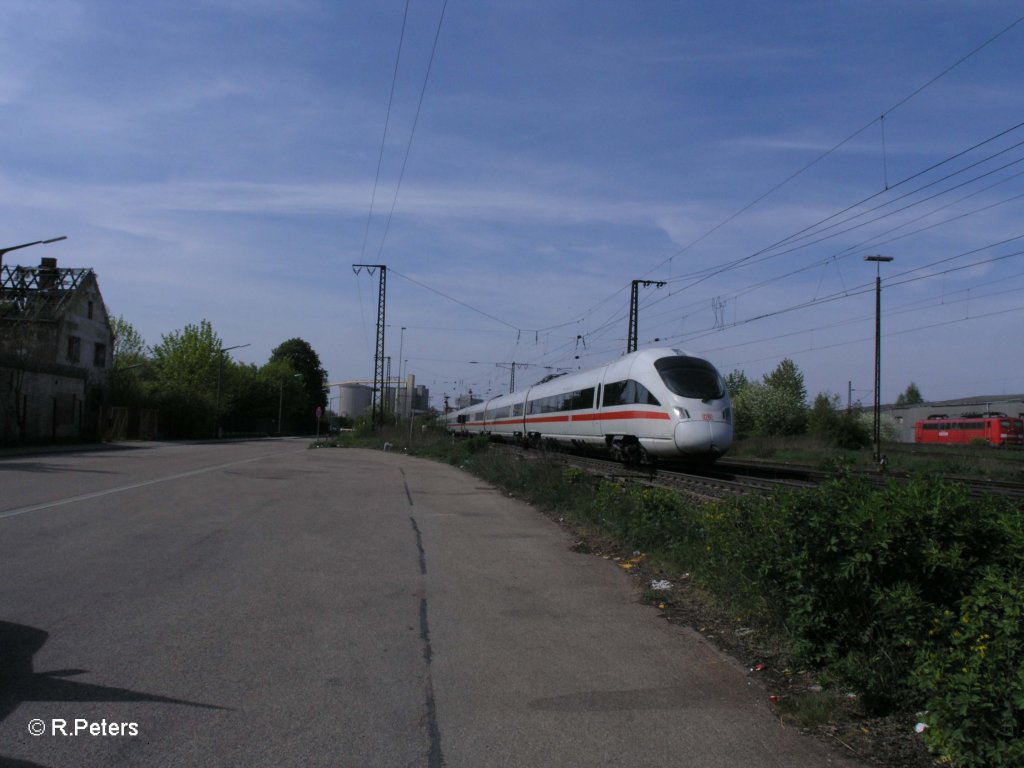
left=914, top=414, right=1024, bottom=447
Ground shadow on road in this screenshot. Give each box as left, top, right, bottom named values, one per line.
left=0, top=620, right=230, bottom=765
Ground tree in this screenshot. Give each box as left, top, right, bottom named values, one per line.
left=895, top=382, right=924, bottom=407
left=228, top=358, right=306, bottom=434
left=148, top=319, right=223, bottom=437
left=730, top=359, right=809, bottom=438
left=724, top=369, right=750, bottom=397
left=763, top=358, right=807, bottom=405
left=734, top=382, right=807, bottom=438
left=808, top=391, right=870, bottom=449
left=270, top=338, right=327, bottom=414
left=151, top=319, right=222, bottom=393
left=110, top=316, right=149, bottom=407
left=111, top=315, right=146, bottom=368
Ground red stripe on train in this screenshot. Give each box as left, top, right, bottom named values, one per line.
left=462, top=410, right=671, bottom=428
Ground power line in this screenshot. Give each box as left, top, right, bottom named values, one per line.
left=639, top=13, right=1024, bottom=282
left=715, top=303, right=1024, bottom=373
left=624, top=126, right=1024, bottom=334
left=359, top=0, right=412, bottom=261
left=389, top=267, right=527, bottom=332
left=375, top=0, right=449, bottom=259
left=532, top=19, right=1024, bottom=337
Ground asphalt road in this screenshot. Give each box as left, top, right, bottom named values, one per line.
left=0, top=440, right=860, bottom=767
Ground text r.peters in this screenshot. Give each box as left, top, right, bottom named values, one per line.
left=49, top=719, right=139, bottom=737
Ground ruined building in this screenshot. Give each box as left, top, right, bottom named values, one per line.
left=0, top=257, right=113, bottom=443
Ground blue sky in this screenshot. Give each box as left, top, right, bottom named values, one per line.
left=3, top=1, right=1023, bottom=409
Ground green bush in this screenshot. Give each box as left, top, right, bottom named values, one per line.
left=914, top=570, right=1024, bottom=767
left=807, top=393, right=871, bottom=449
left=716, top=475, right=1024, bottom=717
left=449, top=446, right=1024, bottom=766
left=745, top=475, right=1015, bottom=716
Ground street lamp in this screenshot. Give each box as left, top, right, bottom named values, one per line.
left=278, top=373, right=302, bottom=436
left=0, top=236, right=67, bottom=269
left=216, top=343, right=251, bottom=438
left=864, top=255, right=894, bottom=463
left=396, top=325, right=406, bottom=421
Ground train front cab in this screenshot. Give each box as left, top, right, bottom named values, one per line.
left=654, top=355, right=732, bottom=459
left=598, top=351, right=732, bottom=462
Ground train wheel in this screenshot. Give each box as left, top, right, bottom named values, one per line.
left=622, top=441, right=648, bottom=465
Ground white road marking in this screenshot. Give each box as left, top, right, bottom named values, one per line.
left=0, top=449, right=305, bottom=520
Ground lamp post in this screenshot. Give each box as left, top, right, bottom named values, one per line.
left=0, top=236, right=67, bottom=269
left=864, top=255, right=894, bottom=462
left=278, top=373, right=302, bottom=436
left=215, top=343, right=250, bottom=438
left=396, top=325, right=406, bottom=421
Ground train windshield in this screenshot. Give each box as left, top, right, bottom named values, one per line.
left=654, top=356, right=725, bottom=401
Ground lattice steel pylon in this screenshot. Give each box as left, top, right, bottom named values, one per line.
left=627, top=279, right=666, bottom=353
left=353, top=264, right=387, bottom=430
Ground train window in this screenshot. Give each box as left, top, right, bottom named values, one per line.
left=603, top=380, right=625, bottom=406
left=572, top=388, right=595, bottom=410
left=654, top=356, right=725, bottom=400
left=528, top=388, right=597, bottom=414
left=603, top=379, right=660, bottom=407
left=632, top=381, right=660, bottom=406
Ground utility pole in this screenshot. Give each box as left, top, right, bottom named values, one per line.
left=353, top=264, right=387, bottom=430
left=496, top=362, right=520, bottom=393
left=627, top=279, right=666, bottom=353
left=864, top=255, right=894, bottom=462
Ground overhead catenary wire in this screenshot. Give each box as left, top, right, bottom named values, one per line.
left=637, top=13, right=1024, bottom=283
left=389, top=267, right=530, bottom=333
left=375, top=0, right=449, bottom=259
left=418, top=14, right=1024, bottom=397
left=528, top=18, right=1024, bottom=339
left=610, top=127, right=1024, bottom=338
left=358, top=0, right=412, bottom=262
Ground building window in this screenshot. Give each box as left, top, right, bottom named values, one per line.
left=87, top=301, right=94, bottom=319
left=93, top=343, right=106, bottom=368
left=67, top=336, right=81, bottom=364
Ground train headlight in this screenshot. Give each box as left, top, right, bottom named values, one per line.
left=673, top=407, right=690, bottom=420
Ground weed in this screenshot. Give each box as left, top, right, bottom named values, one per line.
left=776, top=690, right=855, bottom=728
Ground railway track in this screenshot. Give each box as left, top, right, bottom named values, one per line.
left=492, top=443, right=1024, bottom=502
left=717, top=456, right=1024, bottom=501
left=499, top=445, right=816, bottom=500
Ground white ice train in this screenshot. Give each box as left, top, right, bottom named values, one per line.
left=445, top=348, right=732, bottom=463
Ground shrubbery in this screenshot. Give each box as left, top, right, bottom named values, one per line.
left=465, top=448, right=1024, bottom=766
left=807, top=393, right=871, bottom=449
left=913, top=568, right=1024, bottom=767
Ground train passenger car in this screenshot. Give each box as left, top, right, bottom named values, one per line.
left=445, top=348, right=732, bottom=462
left=914, top=415, right=1024, bottom=447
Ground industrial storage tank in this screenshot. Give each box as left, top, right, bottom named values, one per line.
left=338, top=384, right=373, bottom=419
